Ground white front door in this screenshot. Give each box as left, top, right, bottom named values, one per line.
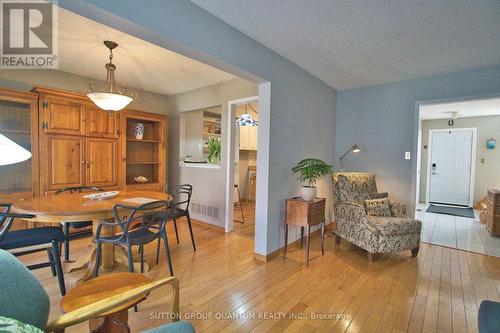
left=429, top=129, right=474, bottom=206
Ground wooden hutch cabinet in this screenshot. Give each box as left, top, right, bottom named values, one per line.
left=34, top=87, right=120, bottom=194
left=0, top=88, right=39, bottom=202
left=119, top=109, right=167, bottom=192
left=0, top=85, right=167, bottom=201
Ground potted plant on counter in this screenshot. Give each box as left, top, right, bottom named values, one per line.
left=207, top=137, right=221, bottom=164
left=292, top=158, right=332, bottom=201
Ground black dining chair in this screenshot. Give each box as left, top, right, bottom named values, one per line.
left=160, top=184, right=196, bottom=254
left=0, top=203, right=66, bottom=295
left=55, top=186, right=103, bottom=261
left=93, top=200, right=174, bottom=278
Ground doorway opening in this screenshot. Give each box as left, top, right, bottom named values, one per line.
left=225, top=96, right=259, bottom=238
left=414, top=96, right=500, bottom=256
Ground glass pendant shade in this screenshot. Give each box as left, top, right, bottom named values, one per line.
left=0, top=134, right=31, bottom=166
left=86, top=41, right=136, bottom=112
left=87, top=92, right=133, bottom=112
left=236, top=113, right=258, bottom=126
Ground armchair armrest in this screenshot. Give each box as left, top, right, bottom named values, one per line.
left=46, top=276, right=179, bottom=333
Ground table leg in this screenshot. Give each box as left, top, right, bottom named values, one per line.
left=306, top=225, right=310, bottom=266
left=283, top=224, right=288, bottom=258
left=115, top=246, right=151, bottom=272
left=320, top=221, right=325, bottom=256
left=99, top=223, right=115, bottom=270
left=300, top=227, right=304, bottom=249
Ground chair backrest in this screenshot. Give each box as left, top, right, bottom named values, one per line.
left=55, top=186, right=104, bottom=195
left=108, top=201, right=171, bottom=241
left=0, top=204, right=34, bottom=243
left=332, top=172, right=378, bottom=205
left=166, top=184, right=193, bottom=211
left=0, top=249, right=50, bottom=330
left=0, top=204, right=13, bottom=242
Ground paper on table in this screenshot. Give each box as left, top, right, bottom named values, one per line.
left=121, top=197, right=157, bottom=204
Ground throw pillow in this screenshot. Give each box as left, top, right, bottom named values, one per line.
left=364, top=198, right=391, bottom=217
left=389, top=201, right=407, bottom=218
left=369, top=192, right=389, bottom=200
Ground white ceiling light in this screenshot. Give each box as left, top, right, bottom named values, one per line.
left=86, top=41, right=136, bottom=111
left=0, top=134, right=31, bottom=166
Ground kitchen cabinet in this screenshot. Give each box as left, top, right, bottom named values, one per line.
left=239, top=126, right=257, bottom=150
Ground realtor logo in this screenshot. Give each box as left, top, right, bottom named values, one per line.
left=0, top=0, right=58, bottom=69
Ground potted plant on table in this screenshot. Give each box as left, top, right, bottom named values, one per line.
left=292, top=158, right=332, bottom=201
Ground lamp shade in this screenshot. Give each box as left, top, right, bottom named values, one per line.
left=87, top=92, right=133, bottom=112
left=236, top=113, right=258, bottom=126
left=0, top=134, right=31, bottom=166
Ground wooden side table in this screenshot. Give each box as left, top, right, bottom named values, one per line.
left=284, top=197, right=326, bottom=266
left=60, top=273, right=151, bottom=332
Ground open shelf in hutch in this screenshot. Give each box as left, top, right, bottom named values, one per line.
left=120, top=110, right=167, bottom=191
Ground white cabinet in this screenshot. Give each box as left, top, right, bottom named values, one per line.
left=239, top=126, right=257, bottom=150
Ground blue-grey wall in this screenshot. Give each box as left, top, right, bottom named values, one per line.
left=61, top=0, right=337, bottom=256
left=335, top=65, right=500, bottom=212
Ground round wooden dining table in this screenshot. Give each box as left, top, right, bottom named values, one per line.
left=11, top=190, right=171, bottom=281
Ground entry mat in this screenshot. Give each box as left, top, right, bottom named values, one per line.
left=426, top=204, right=475, bottom=218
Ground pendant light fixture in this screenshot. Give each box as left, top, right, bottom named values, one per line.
left=0, top=134, right=31, bottom=166
left=86, top=41, right=136, bottom=111
left=236, top=103, right=258, bottom=126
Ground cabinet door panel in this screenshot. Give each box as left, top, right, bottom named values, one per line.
left=46, top=135, right=85, bottom=191
left=44, top=97, right=85, bottom=135
left=86, top=106, right=118, bottom=138
left=86, top=138, right=117, bottom=187
left=249, top=126, right=258, bottom=150
left=239, top=126, right=250, bottom=150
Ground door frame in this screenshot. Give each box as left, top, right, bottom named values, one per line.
left=225, top=95, right=259, bottom=233
left=425, top=127, right=477, bottom=207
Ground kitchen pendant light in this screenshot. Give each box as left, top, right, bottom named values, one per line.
left=236, top=103, right=258, bottom=126
left=0, top=134, right=31, bottom=166
left=86, top=41, right=136, bottom=111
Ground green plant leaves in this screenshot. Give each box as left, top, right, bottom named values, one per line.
left=291, top=158, right=332, bottom=187
left=207, top=137, right=221, bottom=164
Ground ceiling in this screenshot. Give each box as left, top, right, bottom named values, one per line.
left=420, top=97, right=500, bottom=120
left=58, top=8, right=235, bottom=96
left=191, top=0, right=500, bottom=90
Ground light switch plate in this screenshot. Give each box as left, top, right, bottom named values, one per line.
left=405, top=152, right=411, bottom=160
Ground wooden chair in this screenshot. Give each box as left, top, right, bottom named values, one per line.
left=0, top=203, right=66, bottom=295
left=161, top=184, right=196, bottom=252
left=0, top=249, right=189, bottom=333
left=93, top=200, right=174, bottom=277
left=55, top=186, right=103, bottom=261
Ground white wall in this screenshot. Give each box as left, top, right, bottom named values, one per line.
left=419, top=115, right=500, bottom=204
left=58, top=0, right=338, bottom=256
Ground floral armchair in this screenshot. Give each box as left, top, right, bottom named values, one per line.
left=332, top=172, right=421, bottom=261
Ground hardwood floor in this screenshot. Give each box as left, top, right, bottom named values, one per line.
left=233, top=201, right=255, bottom=238
left=18, top=219, right=500, bottom=333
